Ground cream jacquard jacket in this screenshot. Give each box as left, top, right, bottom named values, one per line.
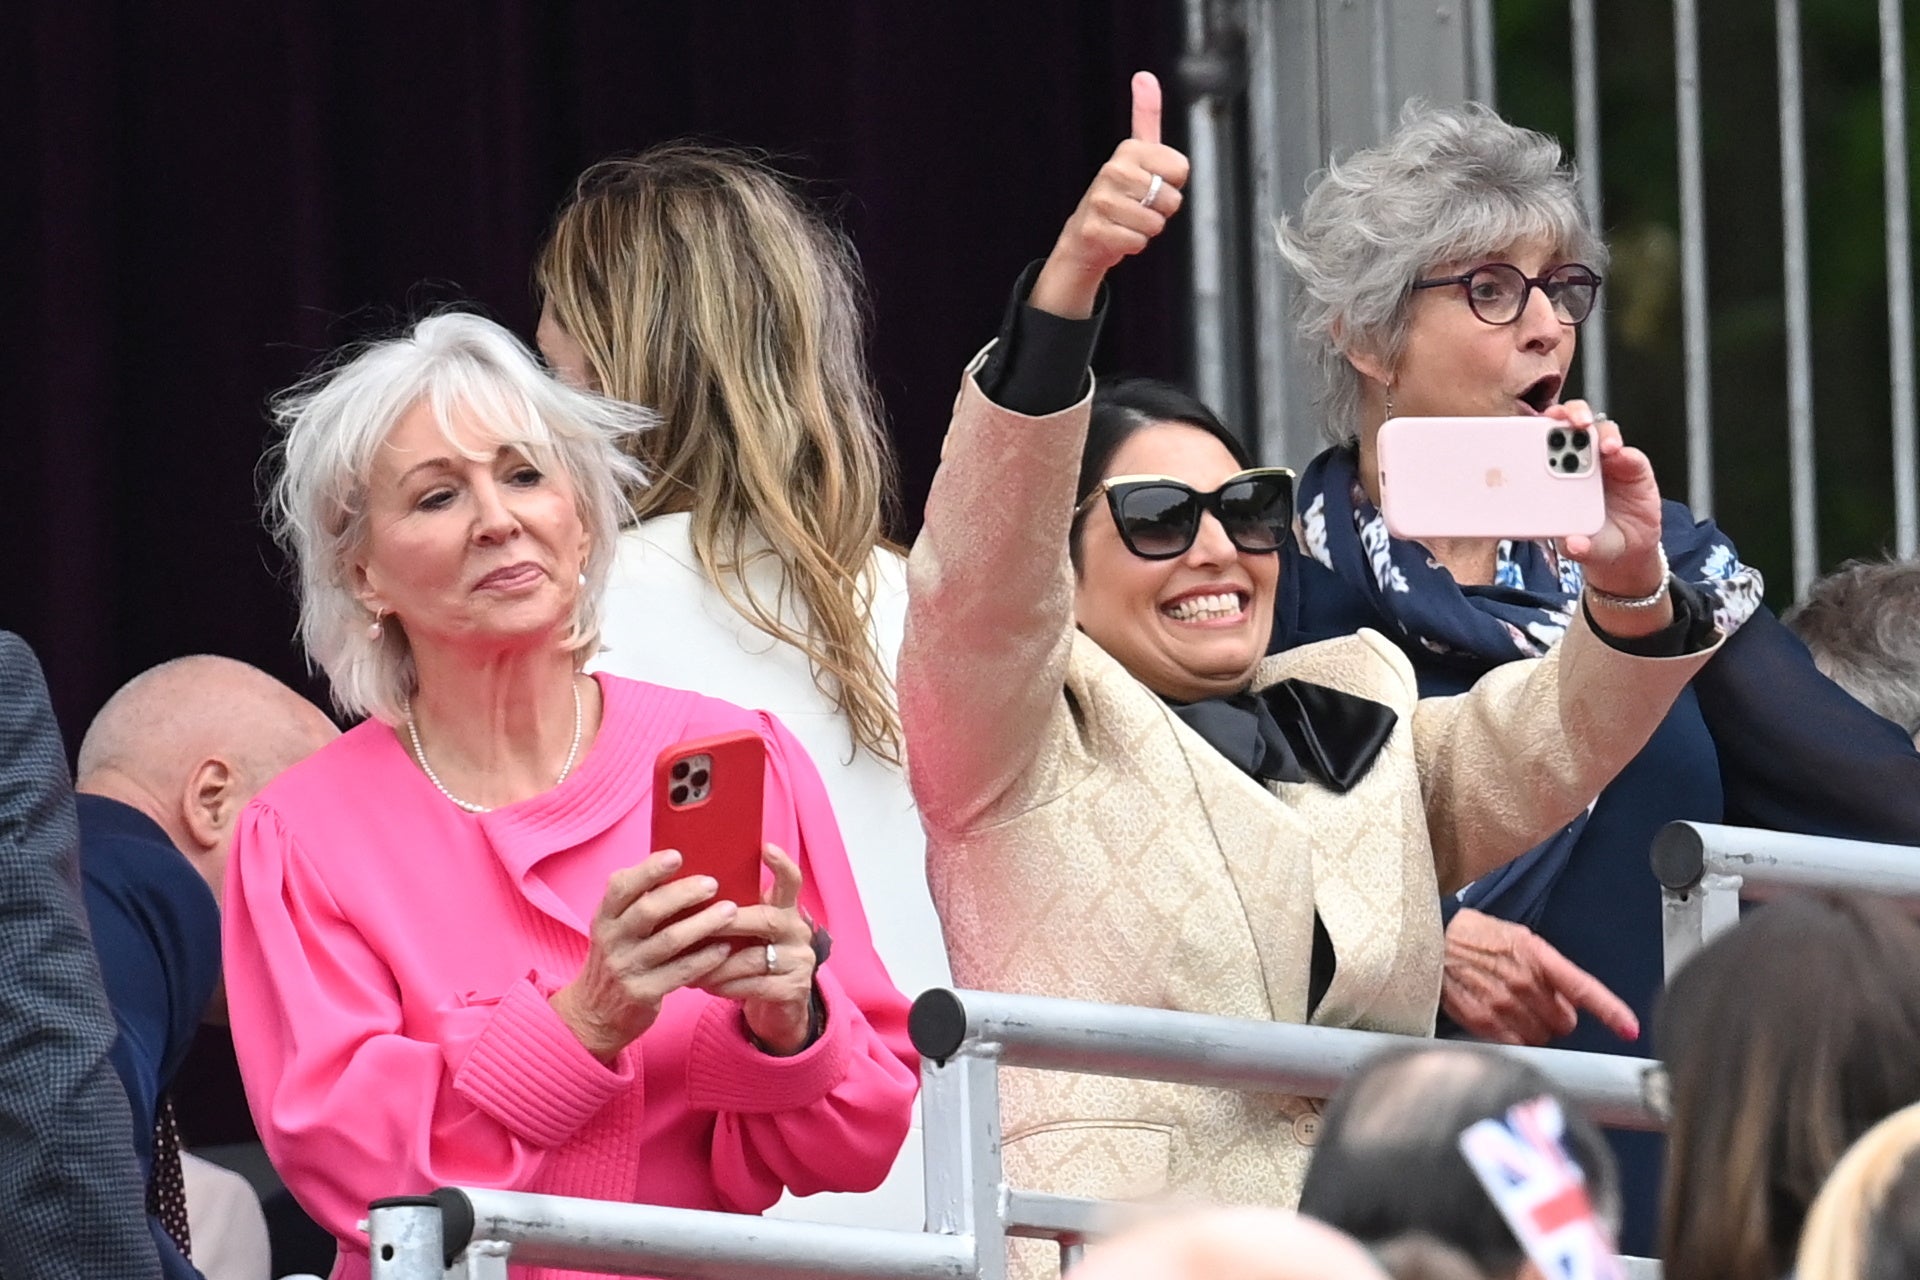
left=898, top=372, right=1718, bottom=1219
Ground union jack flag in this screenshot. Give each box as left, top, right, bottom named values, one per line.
left=1457, top=1095, right=1625, bottom=1280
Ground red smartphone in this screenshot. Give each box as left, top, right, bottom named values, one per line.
left=1376, top=415, right=1606, bottom=541
left=651, top=730, right=767, bottom=936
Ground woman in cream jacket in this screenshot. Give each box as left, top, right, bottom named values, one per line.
left=897, top=73, right=1717, bottom=1233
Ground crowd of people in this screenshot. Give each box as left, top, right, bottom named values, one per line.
left=7, top=67, right=1920, bottom=1280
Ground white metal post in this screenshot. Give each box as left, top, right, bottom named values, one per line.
left=366, top=1198, right=449, bottom=1280
left=1660, top=871, right=1745, bottom=979
left=922, top=1053, right=1006, bottom=1280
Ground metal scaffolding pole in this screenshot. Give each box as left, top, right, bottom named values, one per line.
left=1882, top=0, right=1919, bottom=556
left=1570, top=0, right=1609, bottom=409
left=1674, top=0, right=1715, bottom=516
left=1777, top=0, right=1819, bottom=595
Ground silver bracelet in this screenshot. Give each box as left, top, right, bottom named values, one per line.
left=1584, top=543, right=1672, bottom=610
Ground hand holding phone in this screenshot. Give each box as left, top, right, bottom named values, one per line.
left=1376, top=415, right=1605, bottom=541
left=652, top=731, right=818, bottom=1053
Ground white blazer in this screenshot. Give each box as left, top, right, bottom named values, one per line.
left=592, top=512, right=948, bottom=1230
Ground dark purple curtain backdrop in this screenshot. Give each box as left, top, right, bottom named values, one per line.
left=3, top=2, right=1188, bottom=745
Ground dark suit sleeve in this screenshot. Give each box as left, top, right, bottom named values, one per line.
left=0, top=633, right=162, bottom=1279
left=1693, top=606, right=1920, bottom=843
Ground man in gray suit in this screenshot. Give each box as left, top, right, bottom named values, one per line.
left=0, top=631, right=161, bottom=1279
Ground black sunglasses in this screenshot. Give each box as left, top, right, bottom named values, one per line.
left=1072, top=468, right=1296, bottom=560
left=1410, top=261, right=1604, bottom=326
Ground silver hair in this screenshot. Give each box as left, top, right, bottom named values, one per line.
left=266, top=311, right=654, bottom=725
left=1274, top=100, right=1609, bottom=445
left=1785, top=557, right=1920, bottom=738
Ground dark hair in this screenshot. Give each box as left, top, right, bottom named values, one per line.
left=1372, top=1236, right=1494, bottom=1280
left=1070, top=377, right=1254, bottom=569
left=1299, top=1045, right=1619, bottom=1279
left=1656, top=893, right=1920, bottom=1280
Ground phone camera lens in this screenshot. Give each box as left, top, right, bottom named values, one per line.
left=1560, top=454, right=1581, bottom=473
left=672, top=760, right=690, bottom=781
left=1547, top=429, right=1567, bottom=450
left=670, top=783, right=689, bottom=805
left=690, top=769, right=710, bottom=789
left=1571, top=429, right=1591, bottom=450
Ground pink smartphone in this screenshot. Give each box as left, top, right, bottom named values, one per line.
left=651, top=730, right=766, bottom=938
left=1376, top=416, right=1605, bottom=540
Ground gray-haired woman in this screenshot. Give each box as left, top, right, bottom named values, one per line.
left=224, top=312, right=915, bottom=1280
left=1274, top=101, right=1920, bottom=1252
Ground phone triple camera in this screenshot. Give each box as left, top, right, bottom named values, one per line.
left=1545, top=426, right=1595, bottom=477
left=668, top=754, right=714, bottom=807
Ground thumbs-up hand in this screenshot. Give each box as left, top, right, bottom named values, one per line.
left=1031, top=72, right=1192, bottom=319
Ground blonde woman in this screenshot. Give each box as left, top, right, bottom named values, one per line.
left=1797, top=1102, right=1920, bottom=1280
left=534, top=146, right=943, bottom=1230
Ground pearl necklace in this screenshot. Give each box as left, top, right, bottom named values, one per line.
left=405, top=677, right=584, bottom=814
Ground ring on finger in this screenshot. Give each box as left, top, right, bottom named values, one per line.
left=1140, top=172, right=1165, bottom=209
left=764, top=943, right=778, bottom=975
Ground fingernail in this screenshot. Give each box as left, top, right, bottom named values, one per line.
left=717, top=900, right=738, bottom=918
left=697, top=877, right=718, bottom=896
left=660, top=851, right=682, bottom=871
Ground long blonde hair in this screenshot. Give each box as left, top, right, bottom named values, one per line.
left=1796, top=1102, right=1920, bottom=1280
left=536, top=145, right=902, bottom=763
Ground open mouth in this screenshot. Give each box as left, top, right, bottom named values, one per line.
left=1517, top=375, right=1563, bottom=415
left=1161, top=590, right=1250, bottom=624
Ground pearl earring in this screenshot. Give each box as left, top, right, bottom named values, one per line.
left=366, top=612, right=385, bottom=641
left=1384, top=385, right=1396, bottom=421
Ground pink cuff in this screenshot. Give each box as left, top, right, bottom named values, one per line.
left=452, top=974, right=636, bottom=1146
left=685, top=970, right=856, bottom=1113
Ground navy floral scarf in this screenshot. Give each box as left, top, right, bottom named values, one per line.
left=1295, top=444, right=1765, bottom=924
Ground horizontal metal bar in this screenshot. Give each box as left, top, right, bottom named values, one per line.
left=1004, top=1191, right=1117, bottom=1242
left=447, top=1187, right=976, bottom=1280
left=912, top=989, right=1663, bottom=1132
left=1652, top=821, right=1920, bottom=901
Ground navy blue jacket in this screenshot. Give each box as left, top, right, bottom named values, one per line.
left=77, top=793, right=223, bottom=1280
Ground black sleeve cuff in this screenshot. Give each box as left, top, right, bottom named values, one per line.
left=1584, top=576, right=1717, bottom=657
left=973, top=259, right=1109, bottom=416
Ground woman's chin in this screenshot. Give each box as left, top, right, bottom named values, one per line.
left=1157, top=640, right=1264, bottom=699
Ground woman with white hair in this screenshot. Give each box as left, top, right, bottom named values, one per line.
left=224, top=312, right=916, bottom=1280
left=1272, top=101, right=1920, bottom=1252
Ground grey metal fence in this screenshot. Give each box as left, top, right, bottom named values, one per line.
left=366, top=988, right=1667, bottom=1280
left=1654, top=819, right=1920, bottom=974
left=1181, top=0, right=1920, bottom=596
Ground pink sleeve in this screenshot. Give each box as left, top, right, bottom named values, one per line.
left=692, top=713, right=919, bottom=1211
left=222, top=802, right=637, bottom=1241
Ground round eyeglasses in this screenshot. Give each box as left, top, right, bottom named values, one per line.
left=1410, top=262, right=1604, bottom=326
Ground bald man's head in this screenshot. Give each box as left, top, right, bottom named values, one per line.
left=77, top=655, right=338, bottom=905
left=1070, top=1208, right=1389, bottom=1280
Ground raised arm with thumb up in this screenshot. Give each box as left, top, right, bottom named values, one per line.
left=1029, top=71, right=1191, bottom=320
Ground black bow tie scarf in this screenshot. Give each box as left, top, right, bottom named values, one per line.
left=1169, top=679, right=1398, bottom=793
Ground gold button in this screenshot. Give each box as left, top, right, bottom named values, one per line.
left=1292, top=1112, right=1321, bottom=1147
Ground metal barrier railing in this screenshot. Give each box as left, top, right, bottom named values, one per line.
left=367, top=987, right=1667, bottom=1279
left=1654, top=820, right=1920, bottom=976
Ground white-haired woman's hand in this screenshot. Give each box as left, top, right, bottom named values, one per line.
left=692, top=844, right=819, bottom=1055
left=1553, top=400, right=1675, bottom=637
left=550, top=850, right=741, bottom=1063
left=1029, top=71, right=1190, bottom=320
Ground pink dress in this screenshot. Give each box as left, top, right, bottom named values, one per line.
left=223, top=674, right=918, bottom=1280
